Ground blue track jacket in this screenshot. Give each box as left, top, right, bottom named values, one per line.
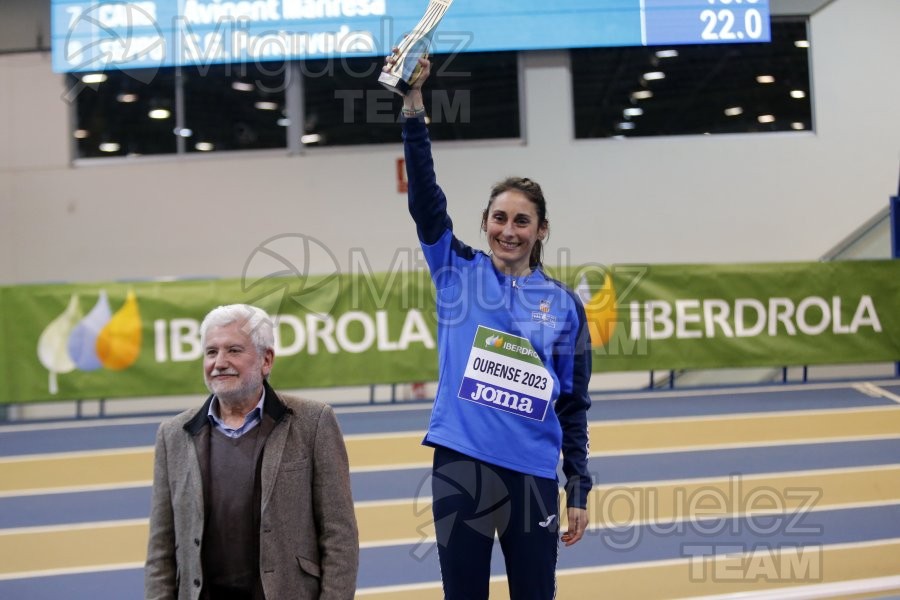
left=403, top=117, right=593, bottom=508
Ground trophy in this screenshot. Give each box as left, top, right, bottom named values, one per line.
left=379, top=0, right=454, bottom=95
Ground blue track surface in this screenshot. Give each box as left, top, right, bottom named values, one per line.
left=2, top=504, right=898, bottom=598
left=1, top=382, right=894, bottom=456
left=1, top=380, right=898, bottom=598
left=4, top=438, right=899, bottom=529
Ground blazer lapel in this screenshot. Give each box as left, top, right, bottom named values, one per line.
left=191, top=424, right=211, bottom=514
left=259, top=415, right=288, bottom=512
left=260, top=382, right=292, bottom=512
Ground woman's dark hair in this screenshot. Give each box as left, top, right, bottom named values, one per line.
left=482, top=177, right=550, bottom=267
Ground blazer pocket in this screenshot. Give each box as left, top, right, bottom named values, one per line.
left=280, top=459, right=308, bottom=472
left=296, top=555, right=321, bottom=579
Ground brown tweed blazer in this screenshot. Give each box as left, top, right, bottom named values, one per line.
left=145, top=381, right=359, bottom=600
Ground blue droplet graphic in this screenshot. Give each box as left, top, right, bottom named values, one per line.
left=67, top=290, right=112, bottom=371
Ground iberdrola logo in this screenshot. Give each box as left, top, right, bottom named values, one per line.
left=37, top=290, right=142, bottom=394
left=484, top=334, right=504, bottom=348
left=576, top=273, right=618, bottom=349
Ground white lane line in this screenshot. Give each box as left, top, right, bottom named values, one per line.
left=334, top=403, right=432, bottom=415
left=588, top=379, right=900, bottom=402
left=594, top=403, right=900, bottom=427
left=344, top=431, right=424, bottom=441
left=2, top=433, right=898, bottom=489
left=2, top=379, right=897, bottom=435
left=4, top=402, right=896, bottom=458
left=687, top=573, right=900, bottom=600
left=9, top=460, right=898, bottom=504
left=0, top=518, right=148, bottom=536
left=0, top=561, right=146, bottom=582
left=351, top=461, right=431, bottom=473
left=561, top=537, right=900, bottom=577
left=4, top=395, right=897, bottom=450
left=0, top=480, right=152, bottom=499
left=343, top=403, right=900, bottom=442
left=0, top=446, right=154, bottom=464
left=0, top=417, right=166, bottom=434
left=855, top=382, right=900, bottom=404
left=590, top=433, right=900, bottom=457
left=354, top=538, right=900, bottom=595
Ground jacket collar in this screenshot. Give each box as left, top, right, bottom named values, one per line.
left=183, top=379, right=290, bottom=436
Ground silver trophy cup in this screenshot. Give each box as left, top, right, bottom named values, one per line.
left=379, top=0, right=453, bottom=95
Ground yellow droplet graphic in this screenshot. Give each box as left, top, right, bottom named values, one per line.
left=579, top=274, right=618, bottom=348
left=96, top=290, right=142, bottom=371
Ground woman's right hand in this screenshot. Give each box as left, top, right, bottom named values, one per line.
left=408, top=56, right=431, bottom=90
left=383, top=47, right=432, bottom=105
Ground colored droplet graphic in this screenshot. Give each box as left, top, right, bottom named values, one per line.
left=578, top=274, right=618, bottom=348
left=96, top=290, right=142, bottom=370
left=37, top=294, right=83, bottom=394
left=67, top=290, right=112, bottom=371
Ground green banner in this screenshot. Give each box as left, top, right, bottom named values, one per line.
left=1, top=259, right=898, bottom=404
left=0, top=272, right=439, bottom=404
left=564, top=260, right=900, bottom=372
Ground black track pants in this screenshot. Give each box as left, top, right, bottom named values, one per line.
left=431, top=445, right=560, bottom=600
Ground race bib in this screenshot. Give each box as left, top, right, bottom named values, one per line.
left=457, top=326, right=552, bottom=421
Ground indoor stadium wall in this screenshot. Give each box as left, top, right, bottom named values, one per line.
left=0, top=0, right=898, bottom=287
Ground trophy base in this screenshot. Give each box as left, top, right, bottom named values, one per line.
left=378, top=71, right=411, bottom=96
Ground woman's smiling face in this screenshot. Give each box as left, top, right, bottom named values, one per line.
left=483, top=189, right=547, bottom=276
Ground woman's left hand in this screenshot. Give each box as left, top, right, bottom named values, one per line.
left=561, top=507, right=588, bottom=547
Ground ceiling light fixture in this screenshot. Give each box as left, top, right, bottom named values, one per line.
left=623, top=107, right=644, bottom=117
left=791, top=122, right=805, bottom=130
left=301, top=133, right=322, bottom=144
left=643, top=71, right=665, bottom=81
left=631, top=90, right=653, bottom=101
left=148, top=108, right=171, bottom=119
left=231, top=81, right=255, bottom=92
left=795, top=40, right=810, bottom=48
left=73, top=129, right=90, bottom=139
left=655, top=49, right=678, bottom=59
left=117, top=93, right=138, bottom=103
left=724, top=106, right=743, bottom=117
left=81, top=73, right=107, bottom=84
left=195, top=142, right=215, bottom=152
left=255, top=101, right=279, bottom=111
left=756, top=75, right=776, bottom=84
left=758, top=114, right=776, bottom=124
left=790, top=90, right=806, bottom=99
left=99, top=142, right=120, bottom=152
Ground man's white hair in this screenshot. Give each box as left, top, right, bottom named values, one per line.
left=199, top=304, right=275, bottom=355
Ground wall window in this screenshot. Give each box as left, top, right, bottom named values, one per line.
left=68, top=51, right=520, bottom=159
left=183, top=63, right=288, bottom=153
left=67, top=16, right=811, bottom=159
left=302, top=51, right=520, bottom=147
left=571, top=18, right=812, bottom=139
left=70, top=68, right=177, bottom=157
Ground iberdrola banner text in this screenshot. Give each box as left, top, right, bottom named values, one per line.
left=0, top=260, right=897, bottom=404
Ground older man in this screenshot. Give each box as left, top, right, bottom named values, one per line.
left=145, top=304, right=358, bottom=600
